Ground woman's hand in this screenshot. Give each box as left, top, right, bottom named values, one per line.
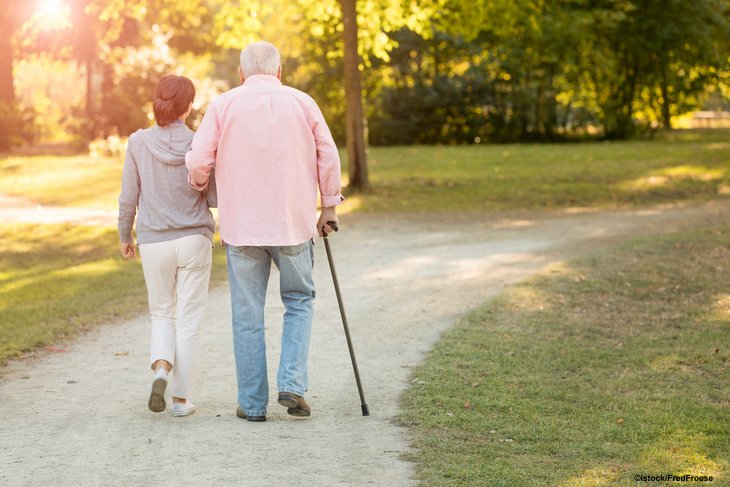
left=120, top=241, right=136, bottom=259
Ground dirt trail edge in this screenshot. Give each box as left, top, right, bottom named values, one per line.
left=2, top=201, right=729, bottom=487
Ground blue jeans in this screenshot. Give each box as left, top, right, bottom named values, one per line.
left=226, top=240, right=315, bottom=417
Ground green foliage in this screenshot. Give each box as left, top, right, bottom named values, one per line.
left=378, top=0, right=730, bottom=142
left=7, top=0, right=730, bottom=144
left=368, top=30, right=488, bottom=145
left=569, top=0, right=730, bottom=137
left=207, top=0, right=440, bottom=145
left=0, top=102, right=35, bottom=151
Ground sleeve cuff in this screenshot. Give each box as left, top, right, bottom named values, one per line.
left=321, top=194, right=345, bottom=207
left=188, top=173, right=209, bottom=191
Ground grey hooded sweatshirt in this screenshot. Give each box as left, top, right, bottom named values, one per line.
left=118, top=121, right=216, bottom=245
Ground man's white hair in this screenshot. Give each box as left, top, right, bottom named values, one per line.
left=240, top=41, right=280, bottom=77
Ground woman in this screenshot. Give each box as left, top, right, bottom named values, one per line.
left=118, top=74, right=215, bottom=417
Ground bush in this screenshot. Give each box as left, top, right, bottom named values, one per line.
left=89, top=134, right=128, bottom=158
left=0, top=102, right=36, bottom=151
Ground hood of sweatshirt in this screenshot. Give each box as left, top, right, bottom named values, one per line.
left=138, top=122, right=193, bottom=166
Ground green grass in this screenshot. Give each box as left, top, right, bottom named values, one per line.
left=0, top=154, right=123, bottom=210
left=0, top=223, right=227, bottom=365
left=343, top=128, right=730, bottom=212
left=399, top=224, right=730, bottom=486
left=1, top=129, right=728, bottom=212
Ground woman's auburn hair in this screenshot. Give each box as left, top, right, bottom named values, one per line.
left=153, top=75, right=195, bottom=127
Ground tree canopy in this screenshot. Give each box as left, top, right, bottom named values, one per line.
left=2, top=0, right=729, bottom=152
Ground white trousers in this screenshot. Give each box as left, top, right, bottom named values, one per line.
left=139, top=234, right=212, bottom=400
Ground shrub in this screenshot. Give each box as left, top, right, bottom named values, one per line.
left=0, top=102, right=36, bottom=151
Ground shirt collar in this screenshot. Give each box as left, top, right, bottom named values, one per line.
left=244, top=74, right=282, bottom=86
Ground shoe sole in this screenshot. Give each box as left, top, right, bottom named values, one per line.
left=278, top=395, right=311, bottom=417
left=286, top=407, right=311, bottom=417
left=148, top=377, right=167, bottom=413
left=277, top=396, right=299, bottom=408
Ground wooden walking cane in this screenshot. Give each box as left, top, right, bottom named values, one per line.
left=322, top=221, right=370, bottom=416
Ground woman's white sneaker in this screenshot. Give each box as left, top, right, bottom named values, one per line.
left=148, top=373, right=168, bottom=413
left=171, top=402, right=196, bottom=417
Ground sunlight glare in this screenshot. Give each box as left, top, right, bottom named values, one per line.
left=35, top=0, right=71, bottom=31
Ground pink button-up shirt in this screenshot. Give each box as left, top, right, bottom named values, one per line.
left=186, top=75, right=344, bottom=246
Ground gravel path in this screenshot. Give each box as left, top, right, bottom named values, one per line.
left=2, top=201, right=729, bottom=486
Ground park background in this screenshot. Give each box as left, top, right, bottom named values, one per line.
left=3, top=0, right=730, bottom=155
left=1, top=0, right=730, bottom=485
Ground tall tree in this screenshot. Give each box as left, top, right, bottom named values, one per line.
left=0, top=13, right=15, bottom=105
left=209, top=0, right=433, bottom=188
left=22, top=0, right=221, bottom=138
left=0, top=3, right=35, bottom=105
left=340, top=0, right=368, bottom=191
left=636, top=0, right=730, bottom=129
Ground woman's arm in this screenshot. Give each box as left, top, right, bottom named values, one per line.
left=118, top=136, right=141, bottom=257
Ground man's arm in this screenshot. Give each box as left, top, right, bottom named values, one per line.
left=186, top=103, right=220, bottom=191
left=309, top=100, right=344, bottom=235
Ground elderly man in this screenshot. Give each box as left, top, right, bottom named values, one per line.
left=186, top=41, right=344, bottom=422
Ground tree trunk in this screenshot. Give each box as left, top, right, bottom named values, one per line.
left=660, top=68, right=672, bottom=130
left=85, top=60, right=94, bottom=119
left=604, top=64, right=638, bottom=140
left=0, top=10, right=16, bottom=105
left=535, top=81, right=544, bottom=137
left=340, top=0, right=369, bottom=192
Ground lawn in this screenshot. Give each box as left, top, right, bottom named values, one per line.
left=400, top=224, right=730, bottom=485
left=345, top=129, right=730, bottom=212
left=0, top=129, right=728, bottom=212
left=0, top=154, right=124, bottom=210
left=0, top=223, right=146, bottom=363
left=0, top=223, right=228, bottom=365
